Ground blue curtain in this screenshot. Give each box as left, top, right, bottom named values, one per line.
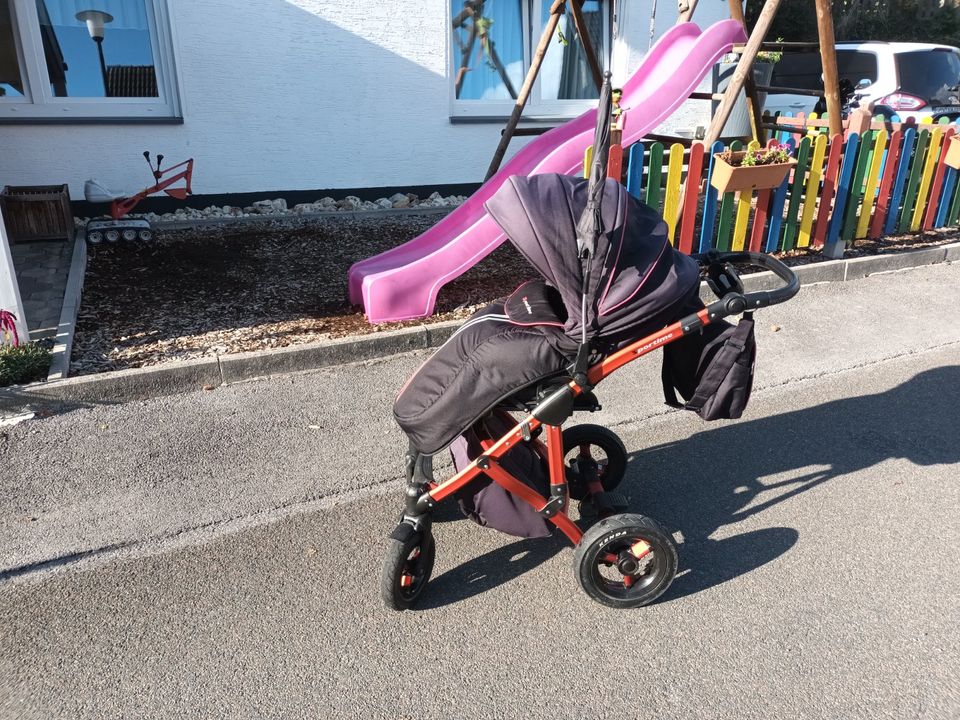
left=452, top=0, right=524, bottom=100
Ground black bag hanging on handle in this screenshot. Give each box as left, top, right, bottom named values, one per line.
left=661, top=312, right=757, bottom=421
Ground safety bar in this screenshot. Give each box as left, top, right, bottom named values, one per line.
left=696, top=251, right=800, bottom=321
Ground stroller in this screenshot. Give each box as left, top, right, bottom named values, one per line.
left=382, top=78, right=799, bottom=611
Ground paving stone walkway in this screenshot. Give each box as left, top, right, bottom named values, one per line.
left=10, top=240, right=73, bottom=342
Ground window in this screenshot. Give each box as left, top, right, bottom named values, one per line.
left=836, top=50, right=878, bottom=86
left=896, top=49, right=960, bottom=101
left=0, top=0, right=180, bottom=121
left=449, top=0, right=609, bottom=120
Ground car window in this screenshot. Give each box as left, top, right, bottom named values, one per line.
left=836, top=50, right=878, bottom=85
left=897, top=49, right=960, bottom=100
left=769, top=52, right=823, bottom=92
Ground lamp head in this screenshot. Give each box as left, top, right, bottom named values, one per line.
left=75, top=10, right=114, bottom=40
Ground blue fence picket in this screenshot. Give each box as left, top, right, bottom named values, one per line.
left=764, top=138, right=796, bottom=253
left=884, top=127, right=917, bottom=235
left=824, top=133, right=860, bottom=253
left=698, top=141, right=725, bottom=252
left=626, top=143, right=645, bottom=200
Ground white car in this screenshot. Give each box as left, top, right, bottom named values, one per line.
left=763, top=42, right=960, bottom=122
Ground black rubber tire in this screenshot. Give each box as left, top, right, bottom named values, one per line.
left=573, top=513, right=677, bottom=608
left=381, top=531, right=435, bottom=611
left=562, top=424, right=628, bottom=500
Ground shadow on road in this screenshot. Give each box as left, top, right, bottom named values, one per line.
left=423, top=366, right=960, bottom=608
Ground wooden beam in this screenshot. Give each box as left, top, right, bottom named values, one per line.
left=704, top=0, right=782, bottom=148
left=727, top=0, right=765, bottom=144
left=677, top=0, right=699, bottom=23
left=485, top=0, right=567, bottom=180
left=815, top=0, right=843, bottom=137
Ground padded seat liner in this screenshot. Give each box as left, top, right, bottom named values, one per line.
left=394, top=300, right=574, bottom=455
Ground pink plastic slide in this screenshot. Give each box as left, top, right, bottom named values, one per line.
left=349, top=20, right=747, bottom=323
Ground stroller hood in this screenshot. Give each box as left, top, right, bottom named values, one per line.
left=485, top=173, right=699, bottom=348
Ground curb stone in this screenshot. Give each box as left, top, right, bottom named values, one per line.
left=46, top=233, right=88, bottom=381
left=1, top=243, right=957, bottom=415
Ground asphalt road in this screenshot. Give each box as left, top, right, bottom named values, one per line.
left=2, top=263, right=959, bottom=719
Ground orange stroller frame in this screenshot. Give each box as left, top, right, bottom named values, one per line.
left=382, top=251, right=799, bottom=610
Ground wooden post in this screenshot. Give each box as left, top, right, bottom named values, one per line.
left=485, top=0, right=567, bottom=180
left=677, top=0, right=699, bottom=23
left=569, top=0, right=603, bottom=91
left=703, top=0, right=782, bottom=148
left=815, top=0, right=843, bottom=137
left=727, top=0, right=765, bottom=144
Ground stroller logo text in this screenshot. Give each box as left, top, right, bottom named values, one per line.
left=522, top=296, right=533, bottom=314
left=636, top=331, right=676, bottom=355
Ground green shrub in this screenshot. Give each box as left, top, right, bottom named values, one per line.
left=0, top=342, right=52, bottom=387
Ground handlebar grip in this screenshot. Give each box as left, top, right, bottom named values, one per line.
left=697, top=251, right=800, bottom=317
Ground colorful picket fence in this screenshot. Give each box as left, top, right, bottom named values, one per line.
left=597, top=116, right=960, bottom=256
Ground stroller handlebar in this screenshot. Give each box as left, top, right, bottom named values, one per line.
left=696, top=251, right=800, bottom=319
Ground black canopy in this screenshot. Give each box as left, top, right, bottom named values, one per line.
left=485, top=173, right=700, bottom=349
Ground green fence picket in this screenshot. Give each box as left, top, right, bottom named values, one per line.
left=782, top=136, right=811, bottom=251
left=645, top=143, right=664, bottom=212
left=715, top=140, right=742, bottom=251
left=898, top=129, right=930, bottom=233
left=841, top=131, right=875, bottom=243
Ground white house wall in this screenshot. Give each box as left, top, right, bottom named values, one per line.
left=0, top=0, right=727, bottom=199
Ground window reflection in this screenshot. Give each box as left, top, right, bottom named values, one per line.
left=538, top=0, right=603, bottom=100
left=0, top=0, right=25, bottom=97
left=35, top=0, right=158, bottom=98
left=451, top=0, right=523, bottom=100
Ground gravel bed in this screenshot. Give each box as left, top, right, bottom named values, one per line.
left=70, top=213, right=959, bottom=376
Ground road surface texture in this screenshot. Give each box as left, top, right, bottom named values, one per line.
left=2, top=263, right=959, bottom=719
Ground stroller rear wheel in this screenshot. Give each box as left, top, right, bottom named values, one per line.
left=381, top=527, right=435, bottom=611
left=562, top=424, right=627, bottom=500
left=573, top=513, right=677, bottom=608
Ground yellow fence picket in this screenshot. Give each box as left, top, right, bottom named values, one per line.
left=797, top=134, right=828, bottom=248
left=856, top=129, right=888, bottom=239
left=732, top=140, right=761, bottom=251
left=911, top=126, right=943, bottom=231
left=662, top=144, right=684, bottom=244
left=583, top=146, right=593, bottom=179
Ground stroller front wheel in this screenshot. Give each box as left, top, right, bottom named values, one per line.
left=573, top=513, right=677, bottom=608
left=381, top=528, right=435, bottom=611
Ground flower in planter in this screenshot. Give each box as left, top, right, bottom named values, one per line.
left=721, top=143, right=793, bottom=168
left=0, top=310, right=19, bottom=347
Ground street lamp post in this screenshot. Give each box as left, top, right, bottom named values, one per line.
left=75, top=10, right=114, bottom=96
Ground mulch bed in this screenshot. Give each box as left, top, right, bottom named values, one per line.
left=70, top=214, right=959, bottom=376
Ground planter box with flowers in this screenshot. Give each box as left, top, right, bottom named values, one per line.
left=710, top=143, right=797, bottom=194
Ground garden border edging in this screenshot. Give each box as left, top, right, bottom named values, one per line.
left=2, top=242, right=957, bottom=415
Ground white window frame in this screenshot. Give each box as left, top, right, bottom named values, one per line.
left=448, top=0, right=611, bottom=121
left=1, top=0, right=181, bottom=122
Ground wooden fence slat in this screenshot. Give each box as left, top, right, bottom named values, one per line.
left=782, top=136, right=811, bottom=251
left=608, top=143, right=624, bottom=183
left=626, top=143, right=645, bottom=200
left=856, top=129, right=888, bottom=239
left=645, top=142, right=664, bottom=212
left=841, top=131, right=875, bottom=243
left=884, top=127, right=917, bottom=235
left=715, top=141, right=743, bottom=252
left=797, top=134, right=827, bottom=248
left=764, top=139, right=796, bottom=253
left=923, top=128, right=955, bottom=230
left=584, top=146, right=593, bottom=180
left=911, top=127, right=943, bottom=231
left=870, top=130, right=903, bottom=238
left=947, top=163, right=960, bottom=225
left=732, top=140, right=761, bottom=252
left=934, top=126, right=960, bottom=228
left=663, top=143, right=684, bottom=245
left=749, top=189, right=771, bottom=252
left=678, top=142, right=704, bottom=254
left=824, top=133, right=860, bottom=254
left=812, top=134, right=845, bottom=248
left=897, top=129, right=930, bottom=233
left=698, top=141, right=725, bottom=252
